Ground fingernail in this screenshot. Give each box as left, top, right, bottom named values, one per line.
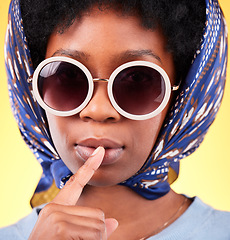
left=90, top=146, right=102, bottom=157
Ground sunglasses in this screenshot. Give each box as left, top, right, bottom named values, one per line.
left=31, top=56, right=179, bottom=120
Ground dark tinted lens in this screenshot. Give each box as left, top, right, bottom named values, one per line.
left=38, top=61, right=88, bottom=111
left=112, top=66, right=165, bottom=115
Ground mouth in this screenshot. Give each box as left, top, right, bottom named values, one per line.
left=74, top=138, right=125, bottom=165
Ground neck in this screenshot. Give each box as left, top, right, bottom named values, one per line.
left=78, top=185, right=191, bottom=239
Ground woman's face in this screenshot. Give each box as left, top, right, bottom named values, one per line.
left=45, top=7, right=175, bottom=186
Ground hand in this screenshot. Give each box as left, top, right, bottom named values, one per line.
left=29, top=146, right=118, bottom=240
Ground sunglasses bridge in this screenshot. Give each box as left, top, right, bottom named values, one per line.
left=93, top=78, right=109, bottom=82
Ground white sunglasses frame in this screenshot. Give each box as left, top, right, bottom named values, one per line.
left=32, top=56, right=178, bottom=120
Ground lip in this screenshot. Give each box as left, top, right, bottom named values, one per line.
left=75, top=138, right=124, bottom=165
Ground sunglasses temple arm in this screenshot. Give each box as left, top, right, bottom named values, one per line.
left=171, top=79, right=181, bottom=91
left=27, top=74, right=34, bottom=83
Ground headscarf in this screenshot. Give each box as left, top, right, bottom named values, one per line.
left=5, top=0, right=227, bottom=201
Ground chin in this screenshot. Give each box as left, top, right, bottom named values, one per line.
left=86, top=168, right=129, bottom=187
left=87, top=175, right=120, bottom=187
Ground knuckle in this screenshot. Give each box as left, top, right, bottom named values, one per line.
left=65, top=175, right=75, bottom=187
left=55, top=221, right=68, bottom=236
left=96, top=219, right=106, bottom=232
left=91, top=228, right=103, bottom=239
left=48, top=211, right=62, bottom=223
left=87, top=219, right=106, bottom=238
left=65, top=174, right=84, bottom=190
left=93, top=208, right=105, bottom=219
left=40, top=203, right=58, bottom=217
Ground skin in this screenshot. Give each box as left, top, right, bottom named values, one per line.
left=45, top=7, right=175, bottom=187
left=29, top=6, right=191, bottom=240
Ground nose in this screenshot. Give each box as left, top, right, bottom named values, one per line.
left=79, top=82, right=121, bottom=122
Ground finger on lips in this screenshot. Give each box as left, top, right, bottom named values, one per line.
left=52, top=146, right=105, bottom=205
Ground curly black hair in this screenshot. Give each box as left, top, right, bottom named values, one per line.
left=20, top=0, right=206, bottom=80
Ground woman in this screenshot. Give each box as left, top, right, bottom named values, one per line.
left=1, top=0, right=230, bottom=239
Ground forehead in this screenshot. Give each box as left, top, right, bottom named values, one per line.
left=46, top=7, right=175, bottom=80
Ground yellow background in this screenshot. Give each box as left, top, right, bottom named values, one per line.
left=0, top=0, right=230, bottom=228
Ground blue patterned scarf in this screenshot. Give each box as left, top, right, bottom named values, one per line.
left=5, top=0, right=227, bottom=200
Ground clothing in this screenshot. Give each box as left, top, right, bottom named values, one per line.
left=148, top=198, right=230, bottom=240
left=0, top=197, right=230, bottom=240
left=5, top=0, right=228, bottom=200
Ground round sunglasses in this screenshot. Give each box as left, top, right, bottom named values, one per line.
left=31, top=56, right=179, bottom=120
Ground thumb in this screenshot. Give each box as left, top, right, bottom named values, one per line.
left=105, top=218, right=119, bottom=238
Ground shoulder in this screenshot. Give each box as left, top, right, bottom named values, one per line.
left=0, top=205, right=42, bottom=240
left=147, top=196, right=230, bottom=240
left=190, top=197, right=230, bottom=239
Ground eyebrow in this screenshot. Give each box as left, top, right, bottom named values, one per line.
left=51, top=48, right=162, bottom=64
left=52, top=49, right=89, bottom=61
left=118, top=50, right=162, bottom=64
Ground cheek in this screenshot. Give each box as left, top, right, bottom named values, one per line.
left=128, top=112, right=167, bottom=173
left=46, top=113, right=81, bottom=172
left=134, top=112, right=166, bottom=149
left=46, top=113, right=68, bottom=152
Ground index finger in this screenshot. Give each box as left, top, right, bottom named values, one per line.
left=52, top=146, right=105, bottom=205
